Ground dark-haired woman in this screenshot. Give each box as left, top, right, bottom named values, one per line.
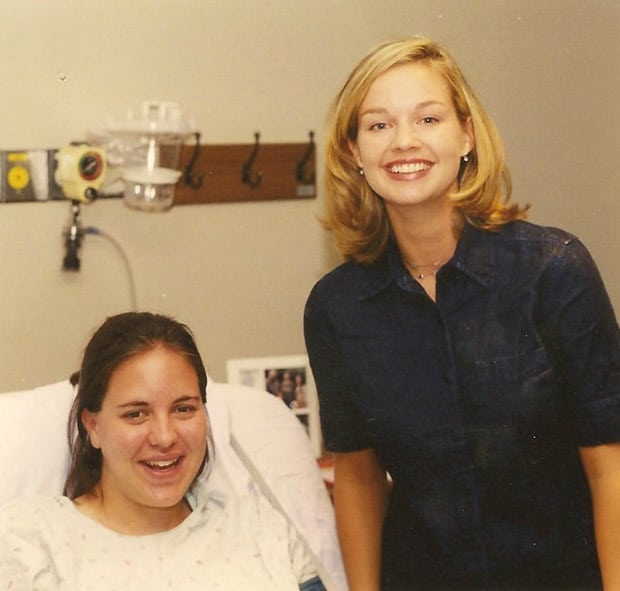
left=1, top=312, right=324, bottom=590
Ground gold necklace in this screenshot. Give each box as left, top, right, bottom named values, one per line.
left=405, top=259, right=446, bottom=280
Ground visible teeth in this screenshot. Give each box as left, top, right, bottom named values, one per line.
left=390, top=162, right=430, bottom=174
left=145, top=459, right=177, bottom=469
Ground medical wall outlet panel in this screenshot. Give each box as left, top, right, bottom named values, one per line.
left=0, top=150, right=64, bottom=203
left=2, top=151, right=34, bottom=202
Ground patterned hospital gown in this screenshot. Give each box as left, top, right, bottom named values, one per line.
left=0, top=485, right=317, bottom=590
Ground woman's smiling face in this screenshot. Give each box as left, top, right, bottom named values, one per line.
left=81, top=345, right=208, bottom=520
left=349, top=61, right=473, bottom=214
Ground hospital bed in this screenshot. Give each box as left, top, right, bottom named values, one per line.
left=0, top=378, right=347, bottom=591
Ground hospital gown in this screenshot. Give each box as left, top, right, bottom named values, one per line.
left=0, top=484, right=319, bottom=590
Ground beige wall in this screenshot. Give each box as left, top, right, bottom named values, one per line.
left=1, top=0, right=618, bottom=392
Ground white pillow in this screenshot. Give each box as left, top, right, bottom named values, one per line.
left=0, top=380, right=75, bottom=506
left=0, top=379, right=324, bottom=510
left=213, top=382, right=346, bottom=591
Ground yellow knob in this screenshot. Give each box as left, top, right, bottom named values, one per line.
left=7, top=165, right=30, bottom=190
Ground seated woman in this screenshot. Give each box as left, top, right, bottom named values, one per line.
left=0, top=312, right=324, bottom=590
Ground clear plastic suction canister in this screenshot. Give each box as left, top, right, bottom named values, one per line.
left=95, top=101, right=194, bottom=211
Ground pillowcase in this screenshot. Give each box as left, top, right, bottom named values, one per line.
left=0, top=380, right=75, bottom=506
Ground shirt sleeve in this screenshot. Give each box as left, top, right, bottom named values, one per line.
left=304, top=281, right=372, bottom=452
left=299, top=576, right=327, bottom=591
left=536, top=236, right=620, bottom=445
left=247, top=488, right=320, bottom=587
left=286, top=515, right=322, bottom=587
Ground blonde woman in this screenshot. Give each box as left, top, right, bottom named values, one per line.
left=304, top=37, right=620, bottom=590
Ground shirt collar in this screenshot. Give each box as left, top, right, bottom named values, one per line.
left=451, top=223, right=496, bottom=287
left=357, top=223, right=496, bottom=301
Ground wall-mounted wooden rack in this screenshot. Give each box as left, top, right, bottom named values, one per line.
left=0, top=133, right=316, bottom=205
left=174, top=133, right=316, bottom=205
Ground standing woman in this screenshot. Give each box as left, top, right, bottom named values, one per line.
left=304, top=37, right=620, bottom=590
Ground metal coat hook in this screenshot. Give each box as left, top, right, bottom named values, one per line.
left=241, top=132, right=263, bottom=188
left=296, top=131, right=315, bottom=185
left=183, top=132, right=204, bottom=189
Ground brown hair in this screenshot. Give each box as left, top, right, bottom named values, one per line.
left=324, top=36, right=528, bottom=264
left=64, top=312, right=209, bottom=499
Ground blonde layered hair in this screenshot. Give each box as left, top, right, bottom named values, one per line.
left=324, top=37, right=528, bottom=264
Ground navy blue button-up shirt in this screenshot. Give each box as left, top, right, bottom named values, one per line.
left=304, top=221, right=620, bottom=590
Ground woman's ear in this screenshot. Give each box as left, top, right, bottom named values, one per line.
left=347, top=138, right=363, bottom=169
left=462, top=117, right=475, bottom=157
left=81, top=409, right=101, bottom=449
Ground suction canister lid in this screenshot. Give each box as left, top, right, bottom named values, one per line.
left=105, top=101, right=194, bottom=138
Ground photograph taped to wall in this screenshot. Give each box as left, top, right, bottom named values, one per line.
left=226, top=355, right=322, bottom=457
